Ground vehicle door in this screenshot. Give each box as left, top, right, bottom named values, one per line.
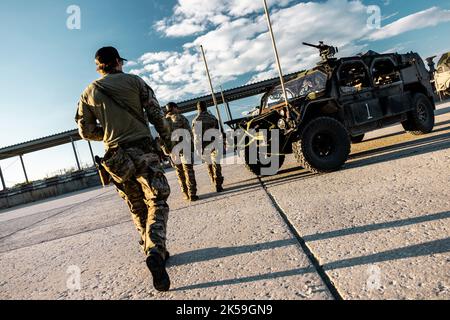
left=337, top=60, right=383, bottom=126
left=370, top=57, right=411, bottom=116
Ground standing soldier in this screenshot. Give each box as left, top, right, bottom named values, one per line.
left=192, top=101, right=225, bottom=193
left=165, top=102, right=199, bottom=202
left=75, top=46, right=172, bottom=292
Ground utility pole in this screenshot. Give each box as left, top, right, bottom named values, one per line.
left=19, top=155, right=29, bottom=184
left=220, top=86, right=233, bottom=122
left=87, top=141, right=96, bottom=167
left=70, top=137, right=82, bottom=171
left=0, top=165, right=6, bottom=191
left=262, top=0, right=289, bottom=107
left=200, top=45, right=225, bottom=131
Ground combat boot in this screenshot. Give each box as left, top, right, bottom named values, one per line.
left=216, top=186, right=224, bottom=193
left=140, top=240, right=170, bottom=262
left=190, top=195, right=199, bottom=202
left=146, top=249, right=171, bottom=292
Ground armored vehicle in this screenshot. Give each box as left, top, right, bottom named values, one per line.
left=228, top=42, right=436, bottom=175
left=434, top=52, right=450, bottom=98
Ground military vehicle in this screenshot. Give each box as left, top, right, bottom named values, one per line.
left=433, top=52, right=450, bottom=99
left=227, top=42, right=436, bottom=175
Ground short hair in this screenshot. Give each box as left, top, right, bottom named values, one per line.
left=95, top=46, right=125, bottom=74
left=165, top=102, right=178, bottom=113
left=197, top=101, right=207, bottom=112
left=96, top=59, right=120, bottom=74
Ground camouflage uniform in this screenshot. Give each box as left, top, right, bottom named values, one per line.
left=192, top=111, right=224, bottom=189
left=165, top=111, right=197, bottom=199
left=76, top=71, right=172, bottom=258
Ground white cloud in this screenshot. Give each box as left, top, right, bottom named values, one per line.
left=248, top=69, right=278, bottom=84
left=124, top=61, right=138, bottom=68
left=368, top=7, right=450, bottom=41
left=139, top=52, right=175, bottom=65
left=382, top=11, right=399, bottom=21
left=125, top=0, right=450, bottom=104
left=155, top=0, right=295, bottom=38
left=144, top=64, right=161, bottom=73
left=129, top=68, right=145, bottom=76
left=155, top=18, right=206, bottom=37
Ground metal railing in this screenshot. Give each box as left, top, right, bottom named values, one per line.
left=0, top=72, right=299, bottom=191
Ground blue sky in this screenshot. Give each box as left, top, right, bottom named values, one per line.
left=0, top=0, right=450, bottom=187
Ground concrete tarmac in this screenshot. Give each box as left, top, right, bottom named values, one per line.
left=0, top=103, right=449, bottom=300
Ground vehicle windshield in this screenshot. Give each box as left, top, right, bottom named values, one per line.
left=264, top=71, right=327, bottom=108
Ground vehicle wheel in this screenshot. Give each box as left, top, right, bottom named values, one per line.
left=351, top=134, right=365, bottom=144
left=401, top=93, right=435, bottom=135
left=293, top=117, right=351, bottom=173
left=245, top=154, right=285, bottom=176
left=244, top=132, right=285, bottom=176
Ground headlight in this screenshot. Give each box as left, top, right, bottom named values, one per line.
left=278, top=119, right=287, bottom=130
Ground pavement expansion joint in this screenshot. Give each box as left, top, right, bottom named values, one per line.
left=257, top=176, right=344, bottom=300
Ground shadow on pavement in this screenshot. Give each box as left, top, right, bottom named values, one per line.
left=436, top=106, right=450, bottom=116
left=174, top=237, right=450, bottom=292
left=174, top=266, right=315, bottom=292
left=178, top=121, right=450, bottom=200
left=303, top=211, right=450, bottom=242
left=323, top=237, right=450, bottom=271
left=172, top=211, right=450, bottom=292
left=363, top=120, right=450, bottom=143
left=244, top=122, right=450, bottom=189
left=350, top=123, right=450, bottom=160
left=259, top=126, right=450, bottom=189
left=261, top=171, right=317, bottom=188
left=348, top=130, right=450, bottom=170
left=172, top=180, right=263, bottom=212
left=168, top=238, right=296, bottom=267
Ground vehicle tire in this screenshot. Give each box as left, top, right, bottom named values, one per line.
left=401, top=93, right=435, bottom=135
left=351, top=134, right=365, bottom=144
left=245, top=155, right=285, bottom=176
left=243, top=132, right=285, bottom=176
left=293, top=117, right=351, bottom=173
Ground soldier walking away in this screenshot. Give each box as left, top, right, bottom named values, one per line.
left=192, top=101, right=225, bottom=193
left=165, top=102, right=199, bottom=202
left=75, top=46, right=173, bottom=292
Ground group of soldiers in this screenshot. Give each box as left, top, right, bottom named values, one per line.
left=164, top=101, right=224, bottom=202
left=75, top=46, right=225, bottom=292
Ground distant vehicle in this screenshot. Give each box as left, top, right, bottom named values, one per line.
left=227, top=42, right=436, bottom=175
left=433, top=52, right=450, bottom=99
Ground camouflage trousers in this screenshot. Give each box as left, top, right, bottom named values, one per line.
left=173, top=158, right=197, bottom=197
left=104, top=143, right=170, bottom=258
left=204, top=150, right=224, bottom=188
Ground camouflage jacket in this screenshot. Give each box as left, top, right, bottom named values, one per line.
left=166, top=111, right=193, bottom=144
left=192, top=111, right=222, bottom=150
left=166, top=112, right=192, bottom=133
left=75, top=72, right=171, bottom=150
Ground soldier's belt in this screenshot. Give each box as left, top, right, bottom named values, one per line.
left=119, top=137, right=153, bottom=151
